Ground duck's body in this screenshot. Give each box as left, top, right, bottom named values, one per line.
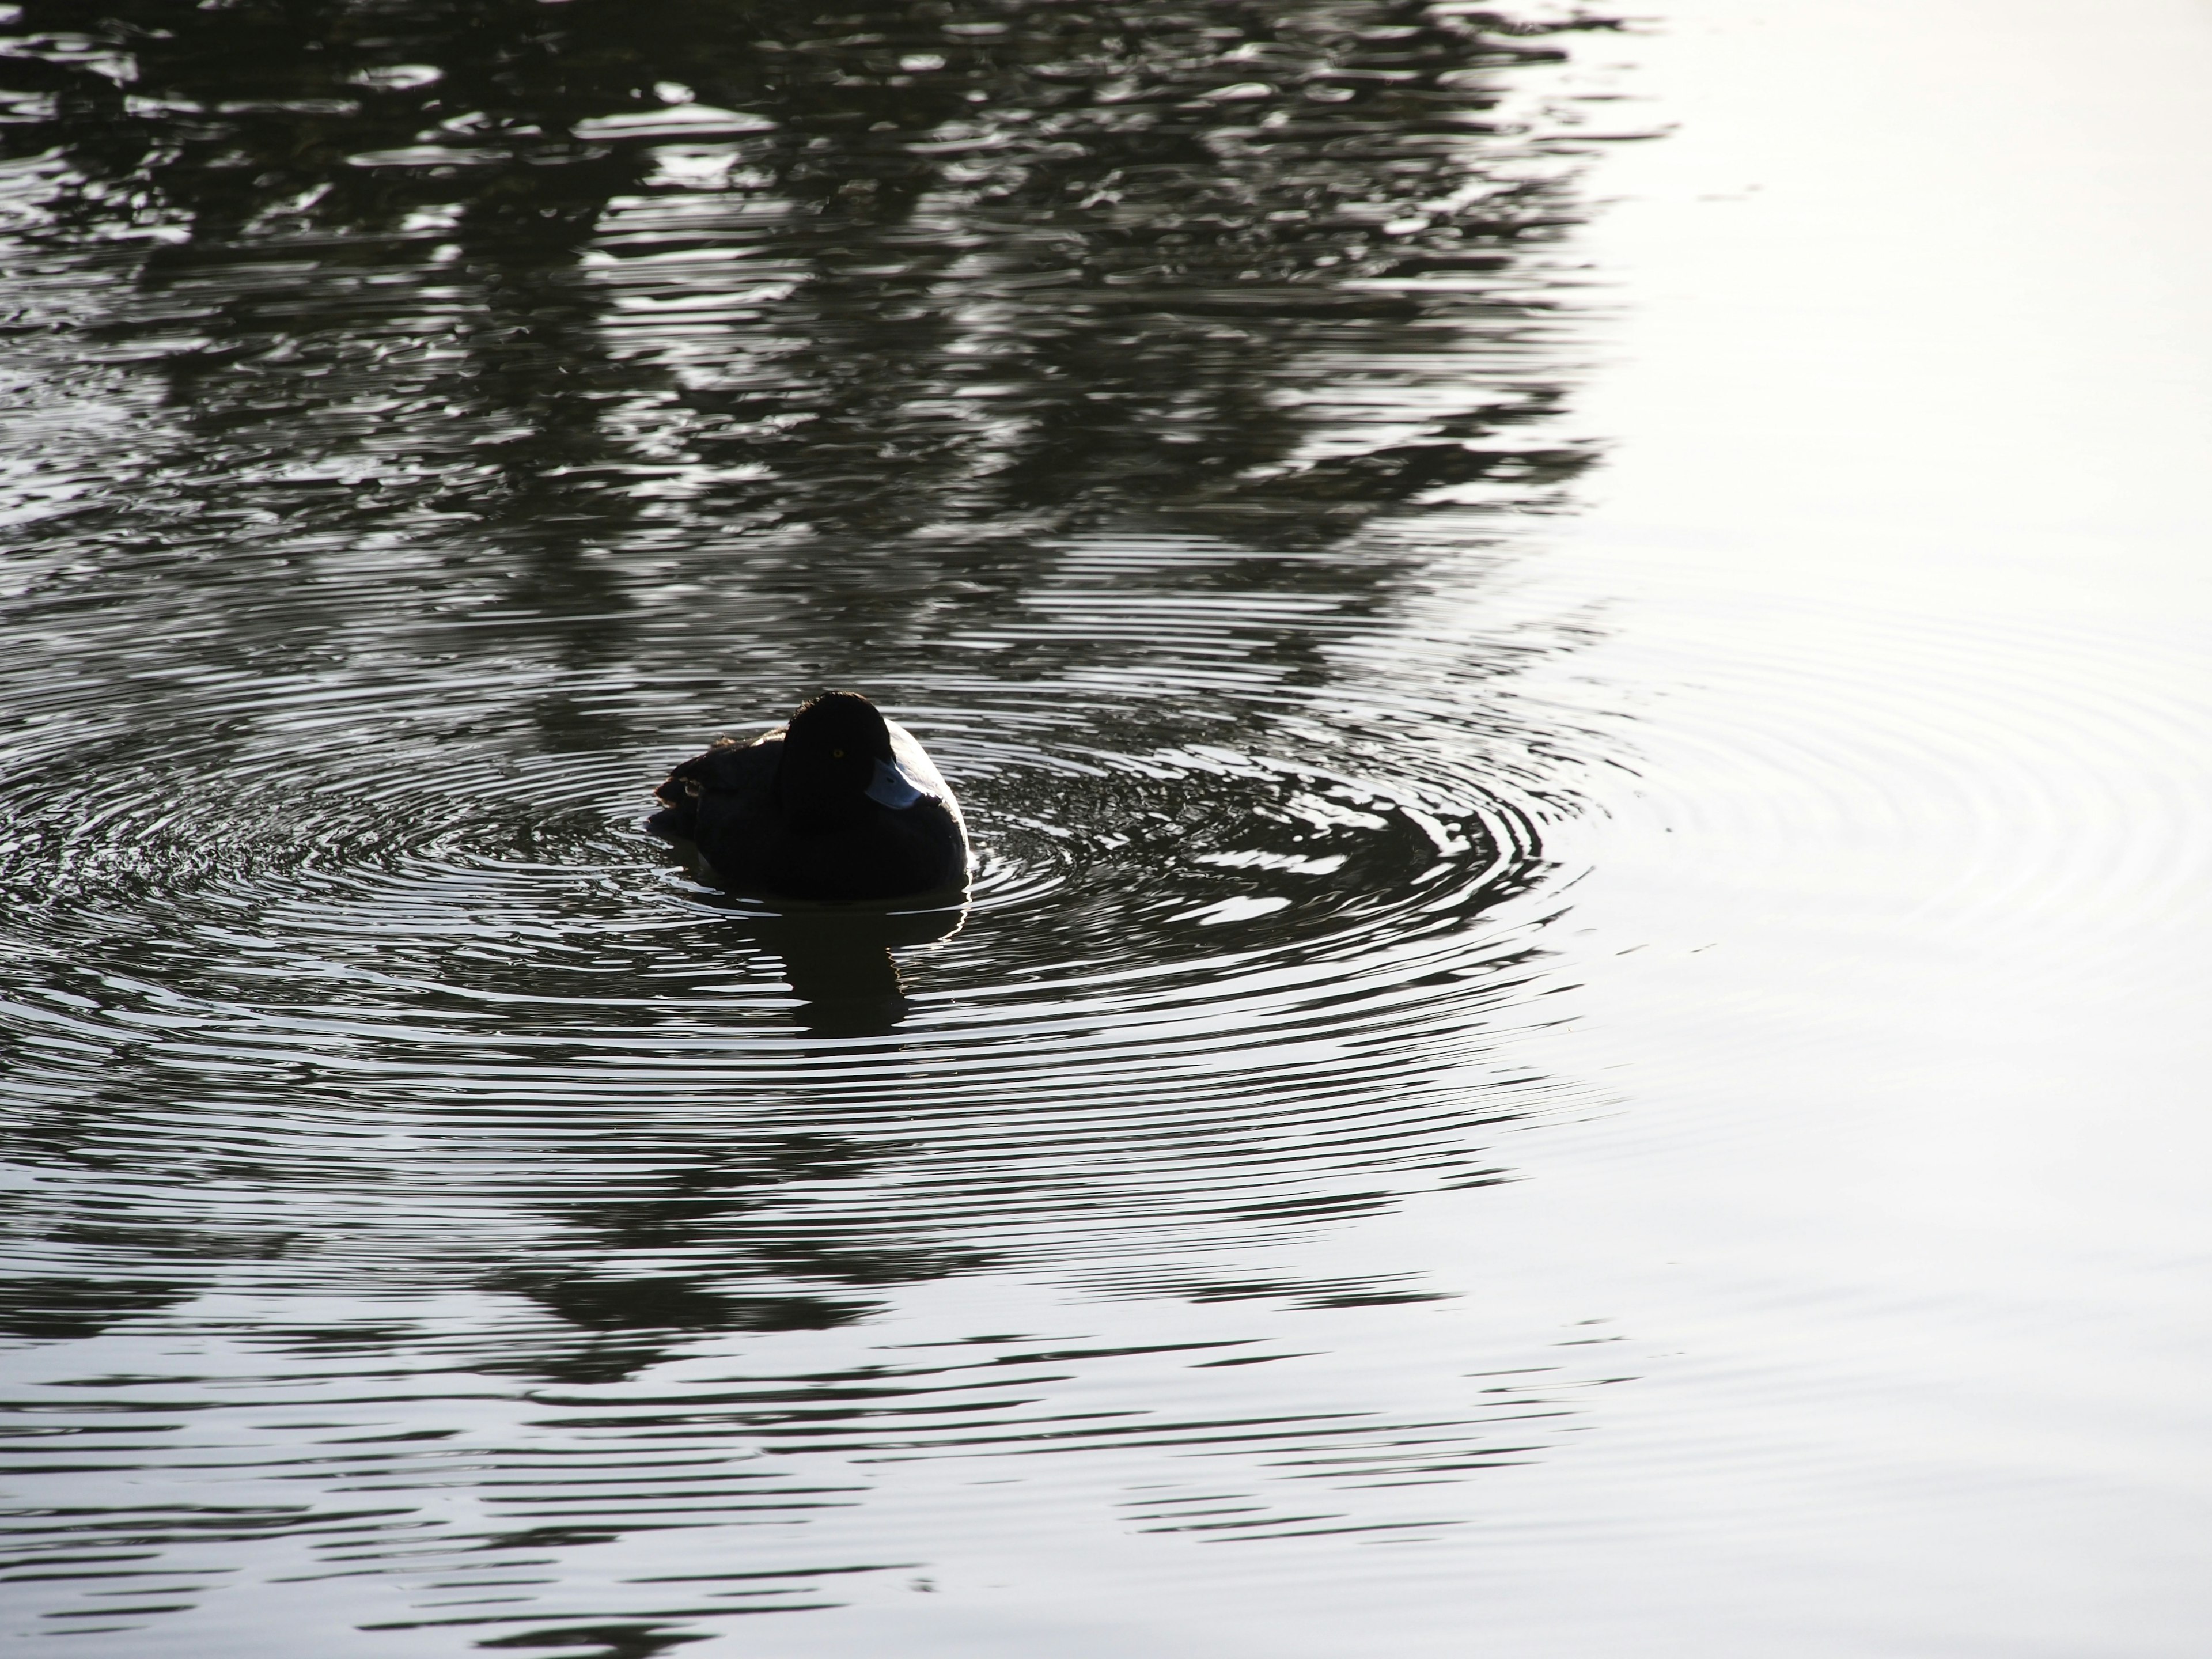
left=647, top=692, right=969, bottom=901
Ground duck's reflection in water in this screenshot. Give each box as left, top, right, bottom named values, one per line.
left=664, top=840, right=967, bottom=1034
left=759, top=902, right=967, bottom=1035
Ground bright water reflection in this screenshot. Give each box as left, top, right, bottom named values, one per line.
left=0, top=2, right=1631, bottom=1651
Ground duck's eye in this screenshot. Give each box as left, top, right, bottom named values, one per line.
left=682, top=779, right=703, bottom=800
left=832, top=747, right=845, bottom=759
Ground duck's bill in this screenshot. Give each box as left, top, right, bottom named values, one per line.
left=865, top=758, right=928, bottom=809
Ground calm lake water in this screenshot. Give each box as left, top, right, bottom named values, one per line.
left=3, top=1, right=2209, bottom=1654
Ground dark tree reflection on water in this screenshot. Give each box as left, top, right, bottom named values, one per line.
left=0, top=2, right=1628, bottom=1641
left=3, top=0, right=1605, bottom=552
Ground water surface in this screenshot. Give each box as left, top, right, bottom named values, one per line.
left=12, top=0, right=2211, bottom=1653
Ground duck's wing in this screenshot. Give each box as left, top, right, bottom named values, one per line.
left=657, top=728, right=780, bottom=802
left=649, top=726, right=782, bottom=843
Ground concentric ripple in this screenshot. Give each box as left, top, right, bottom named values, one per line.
left=0, top=580, right=1586, bottom=1274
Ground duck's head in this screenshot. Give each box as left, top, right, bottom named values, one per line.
left=775, top=691, right=927, bottom=826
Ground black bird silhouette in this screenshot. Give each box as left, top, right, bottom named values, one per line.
left=649, top=691, right=969, bottom=901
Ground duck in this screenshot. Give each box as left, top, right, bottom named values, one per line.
left=647, top=691, right=970, bottom=901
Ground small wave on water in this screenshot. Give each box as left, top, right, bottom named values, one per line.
left=0, top=0, right=1643, bottom=1649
